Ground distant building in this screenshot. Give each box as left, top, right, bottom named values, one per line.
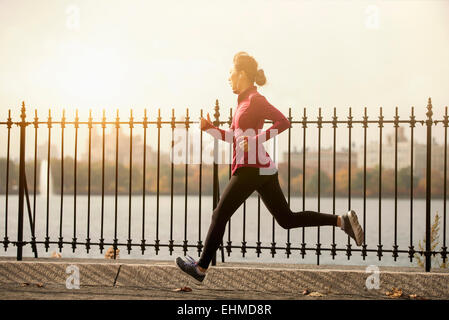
left=356, top=127, right=444, bottom=177
left=282, top=146, right=358, bottom=177
left=81, top=126, right=166, bottom=167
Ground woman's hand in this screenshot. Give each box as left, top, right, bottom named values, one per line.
left=200, top=113, right=215, bottom=131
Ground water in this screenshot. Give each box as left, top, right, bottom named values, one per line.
left=0, top=161, right=446, bottom=269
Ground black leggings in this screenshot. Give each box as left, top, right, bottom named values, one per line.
left=197, top=166, right=338, bottom=269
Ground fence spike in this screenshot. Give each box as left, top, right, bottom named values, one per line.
left=426, top=97, right=433, bottom=121
left=34, top=109, right=38, bottom=129
left=214, top=99, right=220, bottom=127
left=20, top=101, right=26, bottom=122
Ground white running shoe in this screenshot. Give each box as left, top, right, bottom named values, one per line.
left=341, top=210, right=364, bottom=246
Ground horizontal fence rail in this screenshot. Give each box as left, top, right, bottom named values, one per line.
left=0, top=99, right=448, bottom=272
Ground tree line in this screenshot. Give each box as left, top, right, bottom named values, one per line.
left=0, top=157, right=447, bottom=198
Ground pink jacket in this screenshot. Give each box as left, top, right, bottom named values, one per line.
left=209, top=85, right=290, bottom=176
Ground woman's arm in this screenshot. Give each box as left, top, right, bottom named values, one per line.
left=201, top=113, right=234, bottom=143
left=253, top=95, right=290, bottom=143
left=206, top=125, right=234, bottom=143
left=215, top=124, right=235, bottom=143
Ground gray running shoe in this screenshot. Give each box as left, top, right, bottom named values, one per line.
left=175, top=255, right=206, bottom=282
left=341, top=210, right=364, bottom=246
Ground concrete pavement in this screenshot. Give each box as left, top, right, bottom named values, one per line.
left=0, top=257, right=447, bottom=300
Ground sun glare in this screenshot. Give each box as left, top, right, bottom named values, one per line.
left=38, top=40, right=127, bottom=113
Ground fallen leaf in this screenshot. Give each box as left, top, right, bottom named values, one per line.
left=35, top=283, right=44, bottom=288
left=308, top=291, right=325, bottom=297
left=104, top=247, right=120, bottom=259
left=51, top=251, right=62, bottom=258
left=173, top=286, right=192, bottom=292
left=385, top=287, right=403, bottom=298
left=409, top=294, right=427, bottom=300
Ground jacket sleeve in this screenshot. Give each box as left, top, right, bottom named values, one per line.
left=252, top=95, right=290, bottom=143
left=206, top=122, right=234, bottom=143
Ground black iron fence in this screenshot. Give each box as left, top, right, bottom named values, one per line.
left=0, top=98, right=447, bottom=271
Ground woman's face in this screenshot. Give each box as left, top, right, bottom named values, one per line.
left=228, top=65, right=244, bottom=94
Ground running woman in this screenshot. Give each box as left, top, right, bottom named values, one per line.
left=176, top=52, right=364, bottom=282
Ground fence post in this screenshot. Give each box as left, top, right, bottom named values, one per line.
left=212, top=99, right=220, bottom=266
left=425, top=97, right=433, bottom=272
left=17, top=101, right=27, bottom=261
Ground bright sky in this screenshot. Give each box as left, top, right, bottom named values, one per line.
left=1, top=0, right=448, bottom=159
